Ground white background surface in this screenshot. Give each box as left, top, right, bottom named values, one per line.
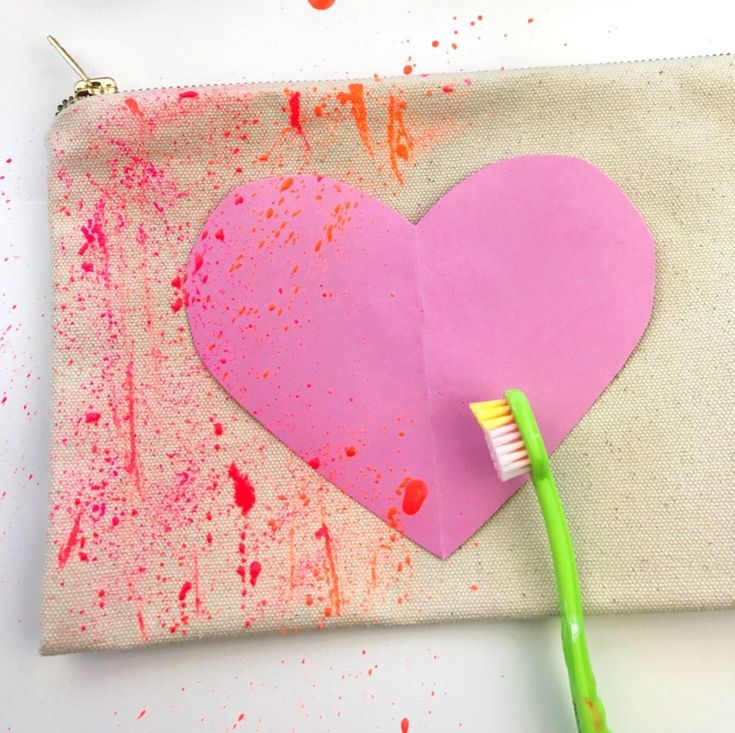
left=2, top=1, right=735, bottom=731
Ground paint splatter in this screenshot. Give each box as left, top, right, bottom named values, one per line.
left=387, top=95, right=414, bottom=185
left=345, top=445, right=357, bottom=457
left=286, top=90, right=310, bottom=148
left=229, top=463, right=256, bottom=516
left=337, top=83, right=373, bottom=155
left=58, top=512, right=82, bottom=568
left=403, top=65, right=413, bottom=75
left=178, top=90, right=199, bottom=100
left=308, top=0, right=335, bottom=8
left=124, top=360, right=144, bottom=499
left=178, top=580, right=193, bottom=602
left=85, top=411, right=101, bottom=424
left=315, top=522, right=342, bottom=616
left=402, top=479, right=428, bottom=515
left=137, top=610, right=149, bottom=641
left=401, top=718, right=410, bottom=733
left=136, top=709, right=146, bottom=720
left=249, top=560, right=262, bottom=586
left=124, top=98, right=144, bottom=118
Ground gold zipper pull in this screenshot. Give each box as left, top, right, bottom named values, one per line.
left=47, top=35, right=117, bottom=113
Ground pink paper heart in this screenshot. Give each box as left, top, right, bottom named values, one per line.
left=185, top=156, right=654, bottom=558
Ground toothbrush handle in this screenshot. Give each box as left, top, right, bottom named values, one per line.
left=534, top=473, right=611, bottom=733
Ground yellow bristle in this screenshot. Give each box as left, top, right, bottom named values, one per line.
left=469, top=399, right=514, bottom=430
left=484, top=414, right=515, bottom=430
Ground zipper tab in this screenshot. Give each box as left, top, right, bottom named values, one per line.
left=48, top=35, right=118, bottom=113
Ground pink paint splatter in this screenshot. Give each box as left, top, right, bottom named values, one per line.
left=124, top=360, right=144, bottom=499
left=85, top=411, right=101, bottom=424
left=137, top=610, right=149, bottom=641
left=249, top=560, right=262, bottom=586
left=229, top=463, right=256, bottom=516
left=178, top=90, right=199, bottom=100
left=178, top=580, right=193, bottom=602
left=136, top=709, right=146, bottom=720
left=58, top=512, right=82, bottom=568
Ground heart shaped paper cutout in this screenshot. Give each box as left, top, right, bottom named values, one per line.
left=185, top=156, right=654, bottom=558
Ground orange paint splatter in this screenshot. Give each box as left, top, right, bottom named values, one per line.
left=124, top=98, right=144, bottom=118
left=57, top=512, right=82, bottom=568
left=402, top=479, right=428, bottom=515
left=308, top=0, right=335, bottom=8
left=431, top=40, right=439, bottom=47
left=401, top=718, right=410, bottom=733
left=387, top=95, right=414, bottom=185
left=585, top=698, right=604, bottom=731
left=315, top=522, right=342, bottom=616
left=403, top=65, right=413, bottom=75
left=528, top=17, right=534, bottom=23
left=345, top=445, right=357, bottom=457
left=387, top=506, right=400, bottom=529
left=280, top=177, right=294, bottom=192
left=337, top=83, right=373, bottom=155
left=442, top=85, right=454, bottom=93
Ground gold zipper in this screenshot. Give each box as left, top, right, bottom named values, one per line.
left=48, top=35, right=732, bottom=117
left=47, top=36, right=118, bottom=114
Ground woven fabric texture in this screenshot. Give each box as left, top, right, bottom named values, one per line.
left=43, top=55, right=735, bottom=654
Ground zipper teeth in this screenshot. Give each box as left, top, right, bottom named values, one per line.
left=56, top=49, right=733, bottom=115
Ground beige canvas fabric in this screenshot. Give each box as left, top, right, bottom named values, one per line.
left=43, top=54, right=735, bottom=654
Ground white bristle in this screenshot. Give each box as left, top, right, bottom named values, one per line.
left=487, top=421, right=531, bottom=482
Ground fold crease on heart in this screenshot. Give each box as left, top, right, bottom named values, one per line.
left=185, top=156, right=655, bottom=558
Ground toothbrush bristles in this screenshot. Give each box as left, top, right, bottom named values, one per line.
left=470, top=398, right=531, bottom=482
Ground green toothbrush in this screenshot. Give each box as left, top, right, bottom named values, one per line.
left=470, top=389, right=610, bottom=733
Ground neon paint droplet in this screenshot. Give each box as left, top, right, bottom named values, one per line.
left=249, top=560, right=262, bottom=586
left=124, top=98, right=144, bottom=118
left=308, top=0, right=335, bottom=8
left=402, top=479, right=428, bottom=515
left=403, top=65, right=413, bottom=75
left=345, top=446, right=357, bottom=457
left=401, top=718, right=410, bottom=733
left=178, top=580, right=192, bottom=602
left=229, top=463, right=256, bottom=516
